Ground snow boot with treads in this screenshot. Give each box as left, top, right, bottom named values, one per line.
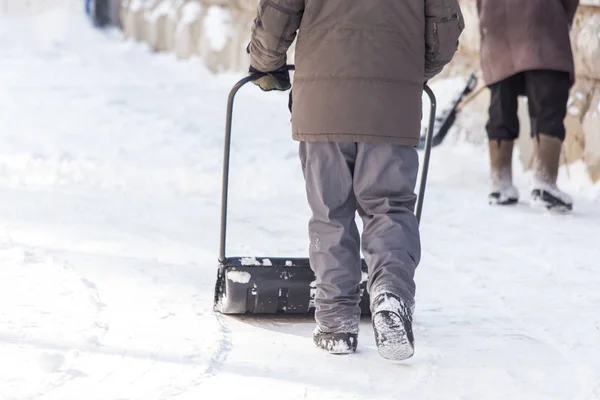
left=371, top=292, right=414, bottom=361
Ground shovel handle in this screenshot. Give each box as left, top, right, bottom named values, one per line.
left=219, top=65, right=436, bottom=262
left=219, top=65, right=295, bottom=263
left=455, top=77, right=486, bottom=112
left=416, top=85, right=436, bottom=225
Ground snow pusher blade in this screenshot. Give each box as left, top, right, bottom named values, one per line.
left=213, top=65, right=437, bottom=315
left=213, top=257, right=371, bottom=314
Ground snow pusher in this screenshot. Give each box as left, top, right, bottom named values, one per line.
left=213, top=65, right=437, bottom=315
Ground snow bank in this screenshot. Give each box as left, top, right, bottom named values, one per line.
left=120, top=0, right=264, bottom=73
left=203, top=5, right=232, bottom=52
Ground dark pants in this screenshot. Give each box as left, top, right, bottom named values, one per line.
left=486, top=70, right=571, bottom=142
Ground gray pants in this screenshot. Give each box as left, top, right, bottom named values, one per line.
left=299, top=142, right=421, bottom=333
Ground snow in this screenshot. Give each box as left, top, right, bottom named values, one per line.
left=129, top=0, right=145, bottom=13
left=178, top=1, right=202, bottom=30
left=240, top=257, right=261, bottom=266
left=203, top=6, right=232, bottom=52
left=239, top=257, right=273, bottom=266
left=371, top=293, right=404, bottom=314
left=320, top=337, right=355, bottom=355
left=148, top=0, right=175, bottom=23
left=361, top=271, right=369, bottom=283
left=1, top=6, right=600, bottom=400
left=227, top=270, right=252, bottom=284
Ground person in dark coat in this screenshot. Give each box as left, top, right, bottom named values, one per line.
left=247, top=0, right=464, bottom=359
left=477, top=0, right=579, bottom=212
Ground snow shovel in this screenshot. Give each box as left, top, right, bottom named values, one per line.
left=213, top=65, right=437, bottom=315
left=416, top=70, right=484, bottom=150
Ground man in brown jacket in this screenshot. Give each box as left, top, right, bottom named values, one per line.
left=248, top=0, right=463, bottom=359
left=477, top=0, right=579, bottom=212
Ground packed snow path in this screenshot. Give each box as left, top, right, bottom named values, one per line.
left=1, top=8, right=599, bottom=400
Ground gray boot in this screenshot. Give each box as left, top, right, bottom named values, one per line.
left=531, top=135, right=573, bottom=212
left=371, top=291, right=414, bottom=361
left=488, top=139, right=519, bottom=205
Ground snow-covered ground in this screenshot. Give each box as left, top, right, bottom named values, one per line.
left=1, top=7, right=600, bottom=400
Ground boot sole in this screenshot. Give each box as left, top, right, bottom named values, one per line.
left=488, top=193, right=518, bottom=206
left=531, top=190, right=573, bottom=213
left=373, top=311, right=414, bottom=361
left=489, top=197, right=519, bottom=206
left=530, top=198, right=573, bottom=214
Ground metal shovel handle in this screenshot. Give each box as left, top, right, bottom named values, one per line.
left=417, top=85, right=436, bottom=223
left=218, top=65, right=436, bottom=263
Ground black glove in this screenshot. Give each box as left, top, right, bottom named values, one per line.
left=249, top=65, right=291, bottom=92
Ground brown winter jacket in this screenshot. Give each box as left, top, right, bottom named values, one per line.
left=477, top=0, right=579, bottom=87
left=249, top=0, right=464, bottom=146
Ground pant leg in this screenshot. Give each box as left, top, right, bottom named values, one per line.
left=299, top=141, right=362, bottom=333
left=523, top=70, right=571, bottom=141
left=353, top=143, right=421, bottom=309
left=486, top=73, right=524, bottom=141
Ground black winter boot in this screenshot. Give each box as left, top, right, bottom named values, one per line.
left=313, top=327, right=358, bottom=354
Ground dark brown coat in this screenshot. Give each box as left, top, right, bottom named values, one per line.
left=249, top=0, right=464, bottom=146
left=476, top=0, right=579, bottom=86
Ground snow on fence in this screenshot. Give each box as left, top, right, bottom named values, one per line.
left=117, top=0, right=284, bottom=73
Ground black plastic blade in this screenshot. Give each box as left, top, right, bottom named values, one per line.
left=214, top=257, right=371, bottom=315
